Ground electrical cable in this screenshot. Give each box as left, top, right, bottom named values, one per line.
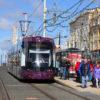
left=46, top=0, right=95, bottom=28
left=46, top=0, right=85, bottom=22
left=29, top=0, right=43, bottom=18
left=46, top=0, right=86, bottom=26
left=46, top=26, right=58, bottom=32
left=59, top=0, right=84, bottom=19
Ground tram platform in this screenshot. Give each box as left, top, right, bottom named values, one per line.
left=54, top=77, right=100, bottom=96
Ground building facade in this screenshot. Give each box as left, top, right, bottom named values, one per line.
left=68, top=8, right=100, bottom=53
left=89, top=8, right=100, bottom=52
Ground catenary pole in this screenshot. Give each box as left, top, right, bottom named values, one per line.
left=43, top=0, right=47, bottom=37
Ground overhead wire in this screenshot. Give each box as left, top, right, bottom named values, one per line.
left=46, top=26, right=58, bottom=32
left=22, top=0, right=43, bottom=35
left=46, top=0, right=95, bottom=34
left=27, top=0, right=43, bottom=36
left=28, top=0, right=85, bottom=35
left=72, top=0, right=84, bottom=14
left=29, top=0, right=43, bottom=18
left=46, top=0, right=95, bottom=28
left=46, top=0, right=85, bottom=27
left=30, top=0, right=96, bottom=35
left=12, top=0, right=43, bottom=37
left=46, top=0, right=85, bottom=22
left=32, top=23, right=43, bottom=35
left=59, top=0, right=84, bottom=19
left=50, top=0, right=84, bottom=28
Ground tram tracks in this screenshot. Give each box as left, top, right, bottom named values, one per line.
left=31, top=84, right=57, bottom=100
left=30, top=83, right=90, bottom=100
left=0, top=77, right=11, bottom=100
left=51, top=83, right=90, bottom=100
left=0, top=75, right=91, bottom=100
left=0, top=78, right=92, bottom=100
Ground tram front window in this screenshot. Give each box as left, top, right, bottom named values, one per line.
left=29, top=50, right=51, bottom=71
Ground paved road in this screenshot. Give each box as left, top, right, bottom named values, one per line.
left=0, top=66, right=100, bottom=100
left=0, top=86, right=3, bottom=100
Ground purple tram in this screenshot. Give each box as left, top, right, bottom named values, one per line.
left=7, top=36, right=55, bottom=80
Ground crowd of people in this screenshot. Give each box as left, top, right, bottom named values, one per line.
left=58, top=56, right=100, bottom=88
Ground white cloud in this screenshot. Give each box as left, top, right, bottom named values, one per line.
left=3, top=11, right=23, bottom=20
left=0, top=0, right=7, bottom=7
left=0, top=0, right=43, bottom=32
left=0, top=39, right=12, bottom=51
left=0, top=18, right=11, bottom=30
left=0, top=0, right=16, bottom=9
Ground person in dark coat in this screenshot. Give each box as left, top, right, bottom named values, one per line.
left=66, top=59, right=71, bottom=79
left=80, top=58, right=90, bottom=88
left=62, top=58, right=67, bottom=80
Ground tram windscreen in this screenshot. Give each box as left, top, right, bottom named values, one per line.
left=29, top=50, right=51, bottom=70
left=27, top=42, right=53, bottom=70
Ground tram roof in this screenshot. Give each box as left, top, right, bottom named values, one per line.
left=23, top=36, right=54, bottom=43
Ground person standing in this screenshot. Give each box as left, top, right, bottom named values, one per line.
left=80, top=57, right=90, bottom=88
left=62, top=58, right=67, bottom=80
left=59, top=66, right=63, bottom=79
left=66, top=59, right=71, bottom=80
left=93, top=60, right=100, bottom=88
left=78, top=57, right=85, bottom=83
left=75, top=60, right=81, bottom=82
left=87, top=58, right=94, bottom=81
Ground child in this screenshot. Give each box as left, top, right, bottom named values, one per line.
left=93, top=60, right=100, bottom=88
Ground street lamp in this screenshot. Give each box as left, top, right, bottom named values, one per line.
left=19, top=13, right=31, bottom=36
left=43, top=0, right=47, bottom=37
left=19, top=20, right=31, bottom=36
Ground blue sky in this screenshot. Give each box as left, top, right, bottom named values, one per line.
left=0, top=0, right=100, bottom=55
